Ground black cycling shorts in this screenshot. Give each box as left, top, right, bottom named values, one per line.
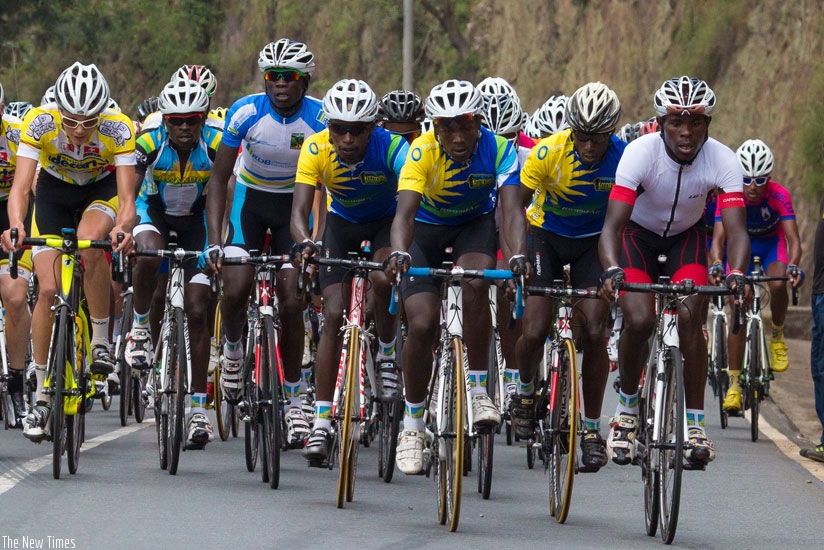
left=224, top=184, right=293, bottom=254
left=318, top=213, right=392, bottom=290
left=527, top=225, right=600, bottom=289
left=621, top=220, right=708, bottom=285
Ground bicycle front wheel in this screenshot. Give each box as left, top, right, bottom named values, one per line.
left=549, top=338, right=578, bottom=524
left=378, top=398, right=402, bottom=482
left=118, top=292, right=134, bottom=427
left=50, top=308, right=71, bottom=479
left=265, top=315, right=282, bottom=489
left=154, top=340, right=169, bottom=470
left=435, top=337, right=465, bottom=532
left=658, top=347, right=684, bottom=544
left=747, top=327, right=761, bottom=442
left=641, top=362, right=659, bottom=537
left=168, top=310, right=188, bottom=475
left=213, top=301, right=232, bottom=441
left=243, top=351, right=259, bottom=472
left=711, top=316, right=729, bottom=429
left=67, top=363, right=87, bottom=475
left=336, top=328, right=360, bottom=508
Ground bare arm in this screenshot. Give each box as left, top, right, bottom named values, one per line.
left=290, top=183, right=317, bottom=244
left=1, top=156, right=37, bottom=250
left=112, top=164, right=137, bottom=252
left=709, top=220, right=726, bottom=265
left=204, top=142, right=239, bottom=247
left=782, top=217, right=803, bottom=286
left=597, top=199, right=634, bottom=300
left=719, top=206, right=750, bottom=275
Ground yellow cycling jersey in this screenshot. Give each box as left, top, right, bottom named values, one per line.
left=18, top=104, right=136, bottom=186
left=0, top=114, right=22, bottom=200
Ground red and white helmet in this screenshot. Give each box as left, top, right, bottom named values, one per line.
left=173, top=65, right=217, bottom=96
left=653, top=76, right=716, bottom=118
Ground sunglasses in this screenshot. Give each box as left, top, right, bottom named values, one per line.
left=264, top=69, right=306, bottom=82
left=433, top=113, right=476, bottom=129
left=163, top=113, right=205, bottom=127
left=572, top=131, right=611, bottom=143
left=743, top=176, right=769, bottom=186
left=328, top=122, right=371, bottom=137
left=62, top=114, right=99, bottom=130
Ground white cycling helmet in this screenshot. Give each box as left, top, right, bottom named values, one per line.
left=653, top=76, right=716, bottom=118
left=173, top=65, right=217, bottom=96
left=107, top=97, right=121, bottom=112
left=532, top=95, right=569, bottom=137
left=258, top=39, right=315, bottom=76
left=0, top=81, right=3, bottom=107
left=480, top=93, right=523, bottom=136
left=158, top=78, right=210, bottom=115
left=425, top=79, right=484, bottom=119
left=477, top=77, right=521, bottom=103
left=617, top=122, right=637, bottom=143
left=41, top=85, right=57, bottom=106
left=736, top=139, right=774, bottom=177
left=55, top=62, right=110, bottom=116
left=566, top=82, right=621, bottom=135
left=322, top=79, right=378, bottom=122
left=5, top=101, right=33, bottom=119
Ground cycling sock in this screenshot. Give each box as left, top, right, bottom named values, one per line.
left=616, top=389, right=639, bottom=415
left=504, top=369, right=520, bottom=385
left=403, top=400, right=426, bottom=431
left=34, top=363, right=48, bottom=402
left=376, top=337, right=397, bottom=362
left=300, top=367, right=313, bottom=387
left=91, top=316, right=110, bottom=349
left=583, top=417, right=601, bottom=431
left=313, top=401, right=332, bottom=432
left=190, top=392, right=208, bottom=409
left=303, top=306, right=312, bottom=331
left=468, top=370, right=487, bottom=396
left=686, top=409, right=705, bottom=430
left=518, top=378, right=535, bottom=396
left=284, top=380, right=302, bottom=405
left=772, top=324, right=784, bottom=340
left=224, top=338, right=243, bottom=361
left=728, top=370, right=741, bottom=390
left=133, top=309, right=150, bottom=329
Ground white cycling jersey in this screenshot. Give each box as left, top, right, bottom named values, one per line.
left=614, top=132, right=742, bottom=237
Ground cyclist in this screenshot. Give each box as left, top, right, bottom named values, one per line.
left=127, top=77, right=220, bottom=449
left=5, top=101, right=33, bottom=120
left=377, top=90, right=425, bottom=144
left=202, top=39, right=325, bottom=449
left=525, top=95, right=569, bottom=140
left=384, top=79, right=522, bottom=474
left=291, top=79, right=409, bottom=460
left=0, top=82, right=34, bottom=428
left=1, top=62, right=136, bottom=441
left=711, top=139, right=803, bottom=413
left=508, top=82, right=625, bottom=473
left=598, top=76, right=750, bottom=468
left=40, top=86, right=56, bottom=106
left=136, top=97, right=159, bottom=125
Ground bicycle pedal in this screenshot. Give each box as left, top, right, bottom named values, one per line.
left=683, top=461, right=706, bottom=472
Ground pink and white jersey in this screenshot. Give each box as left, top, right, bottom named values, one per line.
left=614, top=133, right=743, bottom=237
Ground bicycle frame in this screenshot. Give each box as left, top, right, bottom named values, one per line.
left=155, top=248, right=194, bottom=405
left=740, top=259, right=771, bottom=400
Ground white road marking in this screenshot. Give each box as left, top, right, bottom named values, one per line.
left=0, top=422, right=149, bottom=495
left=745, top=410, right=824, bottom=483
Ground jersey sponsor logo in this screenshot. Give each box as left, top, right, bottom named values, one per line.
left=84, top=145, right=100, bottom=155
left=26, top=113, right=56, bottom=141
left=62, top=143, right=76, bottom=153
left=5, top=127, right=20, bottom=145
left=411, top=147, right=422, bottom=161
left=360, top=172, right=387, bottom=186
left=761, top=205, right=771, bottom=222
left=308, top=142, right=319, bottom=155
left=98, top=119, right=132, bottom=147
left=135, top=150, right=148, bottom=166
left=228, top=103, right=257, bottom=135
left=47, top=153, right=108, bottom=171
left=536, top=145, right=550, bottom=160
left=592, top=177, right=615, bottom=192
left=315, top=111, right=326, bottom=124
left=468, top=174, right=494, bottom=189
left=290, top=133, right=304, bottom=150
left=0, top=152, right=7, bottom=162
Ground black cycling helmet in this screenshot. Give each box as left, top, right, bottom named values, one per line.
left=378, top=90, right=425, bottom=123
left=136, top=96, right=159, bottom=123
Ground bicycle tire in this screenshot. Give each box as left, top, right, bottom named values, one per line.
left=549, top=338, right=578, bottom=524
left=134, top=373, right=147, bottom=423
left=640, top=350, right=659, bottom=537
left=67, top=363, right=86, bottom=475
left=477, top=428, right=494, bottom=499
left=378, top=399, right=402, bottom=482
left=336, top=327, right=360, bottom=508
left=434, top=340, right=452, bottom=526
left=658, top=346, right=684, bottom=544
left=168, top=310, right=187, bottom=475
left=118, top=292, right=134, bottom=427
left=213, top=302, right=231, bottom=441
left=712, top=314, right=729, bottom=430
left=155, top=340, right=168, bottom=470
left=51, top=308, right=70, bottom=479
left=243, top=350, right=259, bottom=472
left=0, top=386, right=9, bottom=430
left=748, top=327, right=761, bottom=443
left=265, top=315, right=282, bottom=489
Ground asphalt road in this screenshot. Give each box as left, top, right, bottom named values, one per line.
left=0, top=375, right=821, bottom=550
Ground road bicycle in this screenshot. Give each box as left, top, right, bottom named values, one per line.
left=137, top=241, right=199, bottom=475
left=12, top=228, right=113, bottom=478
left=308, top=245, right=389, bottom=507
left=392, top=263, right=521, bottom=531
left=223, top=252, right=291, bottom=489
left=524, top=282, right=598, bottom=524
left=737, top=256, right=797, bottom=442
left=619, top=275, right=729, bottom=544
left=211, top=292, right=239, bottom=441
left=487, top=285, right=514, bottom=447
left=113, top=255, right=148, bottom=427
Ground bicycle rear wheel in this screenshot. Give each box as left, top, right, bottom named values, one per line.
left=243, top=351, right=259, bottom=473
left=50, top=308, right=70, bottom=480
left=213, top=302, right=233, bottom=441
left=712, top=316, right=729, bottom=429
left=118, top=292, right=134, bottom=427
left=133, top=371, right=147, bottom=423
left=168, top=311, right=187, bottom=475
left=336, top=328, right=360, bottom=508
left=549, top=338, right=578, bottom=524
left=658, top=347, right=684, bottom=544
left=747, top=328, right=761, bottom=442
left=265, top=315, right=282, bottom=489
left=378, top=398, right=402, bottom=482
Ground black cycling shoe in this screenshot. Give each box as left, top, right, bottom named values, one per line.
left=510, top=393, right=535, bottom=440
left=579, top=430, right=608, bottom=473
left=377, top=360, right=402, bottom=401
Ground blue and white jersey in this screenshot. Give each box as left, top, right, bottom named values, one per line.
left=222, top=93, right=326, bottom=193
